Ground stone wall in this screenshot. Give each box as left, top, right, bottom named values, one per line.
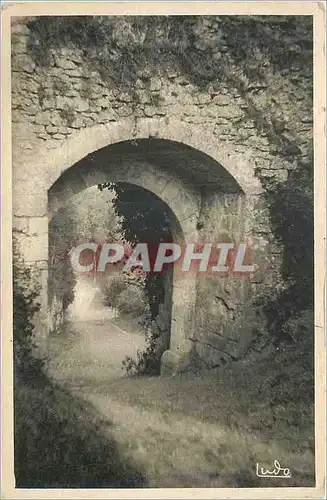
left=11, top=17, right=313, bottom=370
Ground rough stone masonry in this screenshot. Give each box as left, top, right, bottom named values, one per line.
left=11, top=16, right=313, bottom=373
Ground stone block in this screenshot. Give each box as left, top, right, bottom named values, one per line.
left=13, top=217, right=28, bottom=232
left=136, top=90, right=152, bottom=104
left=45, top=124, right=58, bottom=134
left=117, top=105, right=133, bottom=117
left=59, top=68, right=82, bottom=82
left=197, top=93, right=212, bottom=105
left=55, top=96, right=70, bottom=110
left=24, top=105, right=40, bottom=116
left=94, top=97, right=110, bottom=108
left=213, top=95, right=231, bottom=106
left=52, top=133, right=66, bottom=141
left=217, top=104, right=244, bottom=120
left=160, top=350, right=179, bottom=377
left=16, top=233, right=48, bottom=263
left=144, top=105, right=156, bottom=117
left=97, top=109, right=118, bottom=123
left=42, top=98, right=55, bottom=110
left=50, top=113, right=64, bottom=126
left=34, top=112, right=51, bottom=126
left=12, top=54, right=35, bottom=73
left=149, top=77, right=162, bottom=92
left=54, top=56, right=77, bottom=70
left=118, top=92, right=133, bottom=103
left=28, top=216, right=48, bottom=236
left=69, top=116, right=85, bottom=128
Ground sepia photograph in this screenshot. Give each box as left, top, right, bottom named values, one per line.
left=1, top=1, right=326, bottom=498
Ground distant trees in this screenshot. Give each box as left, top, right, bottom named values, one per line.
left=48, top=186, right=119, bottom=317
left=48, top=206, right=76, bottom=314
left=101, top=270, right=150, bottom=319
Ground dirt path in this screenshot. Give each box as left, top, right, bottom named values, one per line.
left=48, top=317, right=146, bottom=385
left=48, top=278, right=146, bottom=385
left=48, top=322, right=314, bottom=488
left=68, top=377, right=313, bottom=488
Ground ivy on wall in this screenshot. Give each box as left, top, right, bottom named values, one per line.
left=26, top=15, right=314, bottom=341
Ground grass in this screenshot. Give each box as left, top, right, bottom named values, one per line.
left=14, top=372, right=147, bottom=488
left=70, top=339, right=314, bottom=488
left=78, top=371, right=314, bottom=488
left=20, top=305, right=314, bottom=489
left=110, top=313, right=145, bottom=336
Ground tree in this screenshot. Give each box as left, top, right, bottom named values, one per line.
left=98, top=182, right=174, bottom=319
left=98, top=182, right=176, bottom=375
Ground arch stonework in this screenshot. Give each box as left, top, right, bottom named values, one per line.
left=13, top=117, right=262, bottom=219
left=13, top=117, right=264, bottom=368
left=48, top=153, right=202, bottom=359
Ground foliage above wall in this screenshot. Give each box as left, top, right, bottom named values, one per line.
left=27, top=15, right=312, bottom=90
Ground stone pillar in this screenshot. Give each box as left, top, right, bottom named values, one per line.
left=170, top=273, right=197, bottom=355
left=13, top=215, right=49, bottom=352
left=160, top=220, right=199, bottom=375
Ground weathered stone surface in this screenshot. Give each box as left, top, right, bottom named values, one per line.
left=13, top=216, right=28, bottom=232
left=12, top=54, right=35, bottom=73
left=16, top=233, right=48, bottom=263
left=149, top=77, right=162, bottom=92
left=117, top=105, right=133, bottom=117
left=45, top=124, right=58, bottom=134
left=28, top=216, right=48, bottom=236
left=197, top=93, right=212, bottom=105
left=54, top=56, right=77, bottom=70
left=213, top=94, right=231, bottom=106
left=160, top=350, right=179, bottom=377
left=34, top=112, right=51, bottom=125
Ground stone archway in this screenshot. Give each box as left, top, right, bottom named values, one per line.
left=13, top=118, right=261, bottom=220
left=14, top=118, right=254, bottom=366
left=48, top=145, right=201, bottom=361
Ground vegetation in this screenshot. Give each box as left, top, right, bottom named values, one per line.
left=259, top=157, right=314, bottom=339
left=48, top=187, right=119, bottom=321
left=13, top=241, right=44, bottom=380
left=27, top=16, right=312, bottom=89
left=15, top=376, right=146, bottom=488
left=12, top=18, right=315, bottom=486
left=27, top=15, right=313, bottom=334
left=101, top=270, right=150, bottom=319
left=13, top=241, right=147, bottom=488
left=48, top=206, right=76, bottom=314
left=99, top=182, right=175, bottom=375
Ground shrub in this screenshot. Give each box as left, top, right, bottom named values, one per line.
left=258, top=158, right=314, bottom=341
left=14, top=374, right=147, bottom=488
left=101, top=271, right=150, bottom=318
left=13, top=242, right=44, bottom=379
left=122, top=303, right=170, bottom=376
left=116, top=285, right=148, bottom=317
left=101, top=272, right=127, bottom=309
left=13, top=241, right=147, bottom=488
left=48, top=207, right=76, bottom=315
